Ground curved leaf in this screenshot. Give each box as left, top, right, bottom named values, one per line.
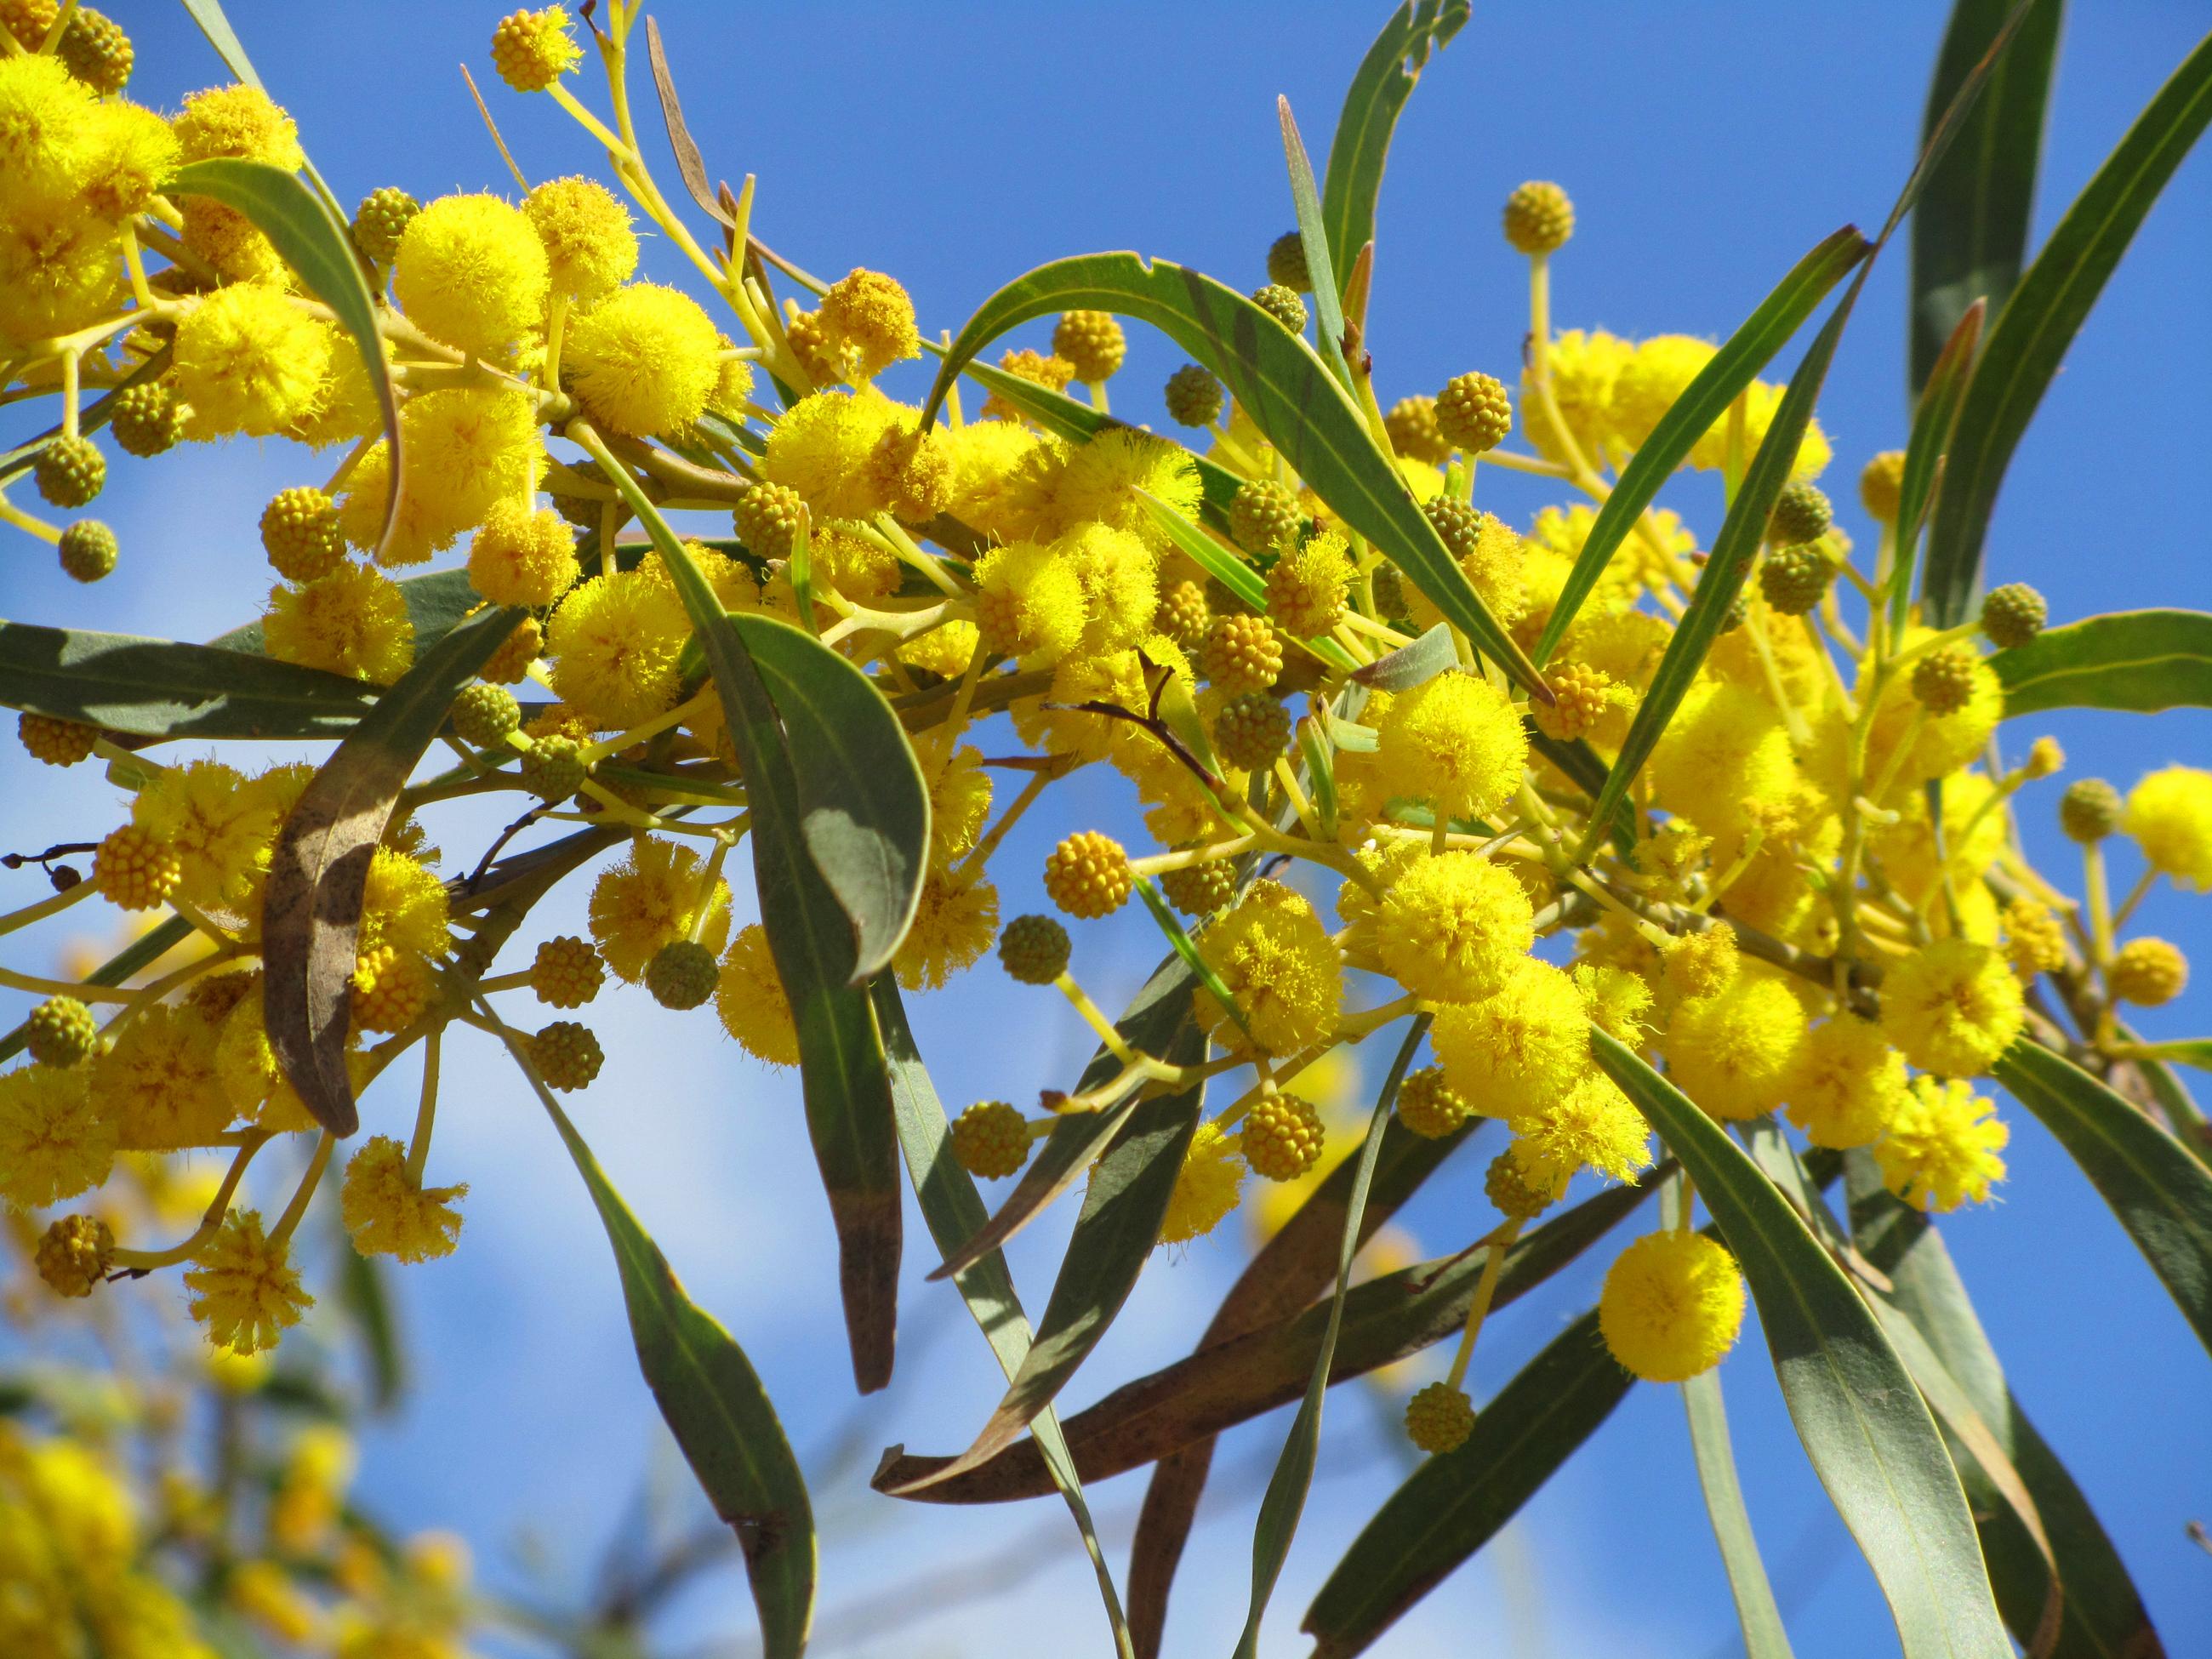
left=1236, top=1018, right=1428, bottom=1659
left=1667, top=1182, right=1796, bottom=1659
left=1909, top=0, right=2067, bottom=393
left=1850, top=1154, right=2160, bottom=1659
left=1319, top=0, right=1471, bottom=293
left=505, top=1023, right=814, bottom=1659
left=920, top=252, right=1548, bottom=698
left=874, top=982, right=1133, bottom=1659
left=263, top=602, right=522, bottom=1136
left=875, top=1011, right=1207, bottom=1497
left=873, top=1172, right=1651, bottom=1505
left=1995, top=1040, right=2212, bottom=1358
left=169, top=158, right=401, bottom=559
left=1533, top=227, right=1869, bottom=665
left=1300, top=1311, right=1632, bottom=1659
left=1128, top=1111, right=1483, bottom=1658
left=1593, top=1031, right=2012, bottom=1659
left=590, top=442, right=903, bottom=1394
left=1890, top=297, right=1988, bottom=636
left=1278, top=97, right=1352, bottom=388
left=0, top=622, right=377, bottom=738
left=1993, top=609, right=2212, bottom=715
left=721, top=613, right=929, bottom=978
left=1922, top=29, right=2212, bottom=625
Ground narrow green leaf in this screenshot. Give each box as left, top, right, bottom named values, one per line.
left=873, top=982, right=1134, bottom=1659
left=2130, top=1037, right=2212, bottom=1072
left=1319, top=0, right=1472, bottom=293
left=925, top=951, right=1199, bottom=1283
left=873, top=1172, right=1652, bottom=1505
left=0, top=622, right=379, bottom=739
left=1910, top=0, right=2068, bottom=392
left=1278, top=96, right=1354, bottom=388
left=1301, top=1311, right=1631, bottom=1658
left=263, top=603, right=522, bottom=1136
left=921, top=253, right=1549, bottom=697
left=1923, top=29, right=2212, bottom=625
left=508, top=1026, right=814, bottom=1659
left=1579, top=286, right=1862, bottom=857
left=1992, top=608, right=2212, bottom=715
left=335, top=1228, right=406, bottom=1411
left=1533, top=227, right=1868, bottom=664
left=168, top=159, right=401, bottom=559
left=589, top=437, right=903, bottom=1393
left=1850, top=1155, right=2159, bottom=1659
left=1133, top=878, right=1252, bottom=1046
left=1236, top=1018, right=1428, bottom=1659
left=718, top=613, right=929, bottom=978
left=1593, top=1031, right=2011, bottom=1659
left=1890, top=297, right=1987, bottom=638
left=1351, top=622, right=1456, bottom=692
left=179, top=0, right=265, bottom=89
left=1296, top=715, right=1339, bottom=841
left=1666, top=1183, right=1795, bottom=1659
left=1995, top=1040, right=2212, bottom=1358
left=875, top=1015, right=1207, bottom=1497
left=1128, top=1111, right=1483, bottom=1658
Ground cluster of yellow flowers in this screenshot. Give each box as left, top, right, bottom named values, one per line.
left=1, top=2, right=2206, bottom=1487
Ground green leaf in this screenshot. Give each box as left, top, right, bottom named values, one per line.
left=1278, top=96, right=1353, bottom=389
left=590, top=444, right=903, bottom=1394
left=1128, top=1112, right=1483, bottom=1658
left=1351, top=621, right=1456, bottom=692
left=168, top=159, right=401, bottom=560
left=1301, top=1310, right=1631, bottom=1658
left=262, top=603, right=522, bottom=1136
left=0, top=622, right=379, bottom=739
left=1922, top=29, right=2212, bottom=626
left=1666, top=1183, right=1796, bottom=1659
left=1909, top=0, right=2068, bottom=393
left=1236, top=1018, right=1428, bottom=1659
left=1991, top=608, right=2212, bottom=715
left=876, top=1011, right=1207, bottom=1498
left=871, top=1171, right=1652, bottom=1506
left=1532, top=227, right=1868, bottom=665
left=179, top=0, right=265, bottom=89
left=1318, top=0, right=1472, bottom=294
left=921, top=252, right=1549, bottom=698
left=334, top=1226, right=406, bottom=1411
left=1578, top=287, right=1862, bottom=858
left=1850, top=1154, right=2160, bottom=1659
left=1592, top=1031, right=2011, bottom=1659
left=1890, top=297, right=1988, bottom=638
left=719, top=613, right=929, bottom=978
left=924, top=951, right=1199, bottom=1283
left=510, top=1029, right=815, bottom=1659
left=873, top=982, right=1134, bottom=1659
left=1995, top=1040, right=2212, bottom=1358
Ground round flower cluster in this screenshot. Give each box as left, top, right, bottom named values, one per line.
left=0, top=6, right=2195, bottom=1499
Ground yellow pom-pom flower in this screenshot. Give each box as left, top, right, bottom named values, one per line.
left=396, top=387, right=544, bottom=541
left=1193, top=880, right=1342, bottom=1058
left=717, top=924, right=800, bottom=1067
left=0, top=54, right=96, bottom=219
left=894, top=875, right=999, bottom=991
left=1599, top=1229, right=1747, bottom=1382
left=174, top=83, right=305, bottom=281
left=1785, top=1015, right=1907, bottom=1149
left=590, top=838, right=732, bottom=983
left=94, top=1003, right=230, bottom=1150
left=817, top=267, right=921, bottom=380
left=1666, top=972, right=1806, bottom=1121
left=1039, top=428, right=1202, bottom=551
left=2124, top=765, right=2212, bottom=888
left=340, top=1137, right=466, bottom=1263
left=0, top=1063, right=114, bottom=1209
left=1157, top=1120, right=1245, bottom=1244
left=174, top=285, right=332, bottom=442
left=1431, top=956, right=1592, bottom=1122
left=1875, top=1076, right=2010, bottom=1211
left=566, top=282, right=721, bottom=437
left=393, top=193, right=550, bottom=361
left=185, top=1210, right=311, bottom=1354
left=525, top=174, right=637, bottom=303
left=1375, top=850, right=1536, bottom=1003
left=1878, top=938, right=2024, bottom=1078
left=131, top=759, right=273, bottom=913
left=491, top=4, right=582, bottom=91
left=973, top=540, right=1087, bottom=667
left=264, top=564, right=416, bottom=686
left=1052, top=521, right=1160, bottom=656
left=1520, top=328, right=1630, bottom=465
left=760, top=387, right=906, bottom=520
left=1647, top=681, right=1799, bottom=847
left=468, top=501, right=577, bottom=607
left=547, top=567, right=693, bottom=728
left=1513, top=1070, right=1654, bottom=1189
left=1374, top=669, right=1529, bottom=826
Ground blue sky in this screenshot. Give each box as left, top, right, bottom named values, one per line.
left=4, top=3, right=2210, bottom=1655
